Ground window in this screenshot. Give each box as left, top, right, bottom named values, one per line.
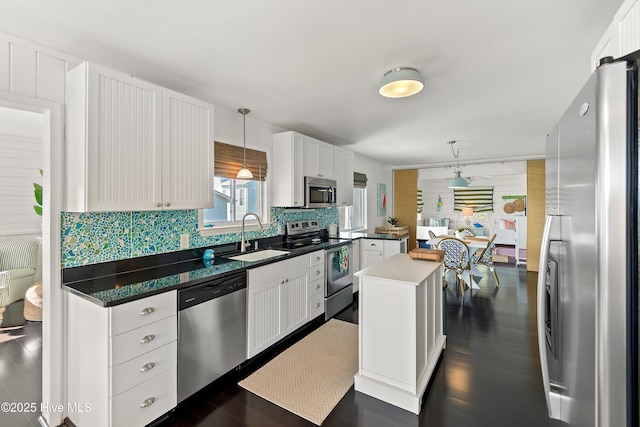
left=200, top=141, right=268, bottom=231
left=339, top=172, right=367, bottom=231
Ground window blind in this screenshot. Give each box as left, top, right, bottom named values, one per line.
left=354, top=172, right=368, bottom=188
left=214, top=141, right=268, bottom=181
left=453, top=187, right=494, bottom=212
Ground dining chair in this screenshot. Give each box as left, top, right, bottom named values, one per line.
left=428, top=230, right=437, bottom=239
left=436, top=237, right=472, bottom=297
left=470, top=233, right=499, bottom=286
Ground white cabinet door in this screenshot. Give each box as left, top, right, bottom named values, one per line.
left=272, top=131, right=305, bottom=207
left=66, top=62, right=163, bottom=212
left=247, top=254, right=310, bottom=358
left=247, top=276, right=283, bottom=358
left=304, top=136, right=334, bottom=179
left=65, top=62, right=213, bottom=212
left=282, top=271, right=309, bottom=335
left=334, top=146, right=354, bottom=206
left=161, top=88, right=213, bottom=210
left=383, top=238, right=407, bottom=259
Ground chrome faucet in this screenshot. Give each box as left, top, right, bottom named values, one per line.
left=240, top=212, right=263, bottom=253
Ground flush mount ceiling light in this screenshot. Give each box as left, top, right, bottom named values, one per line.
left=236, top=108, right=253, bottom=180
left=448, top=140, right=469, bottom=189
left=378, top=67, right=424, bottom=98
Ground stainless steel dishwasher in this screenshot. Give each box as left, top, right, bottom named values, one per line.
left=177, top=270, right=246, bottom=403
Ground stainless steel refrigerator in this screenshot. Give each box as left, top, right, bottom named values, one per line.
left=538, top=55, right=639, bottom=426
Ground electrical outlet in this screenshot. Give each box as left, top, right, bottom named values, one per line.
left=277, top=224, right=283, bottom=235
left=179, top=272, right=189, bottom=283
left=179, top=233, right=189, bottom=249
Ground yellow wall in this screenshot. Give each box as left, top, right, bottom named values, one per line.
left=393, top=169, right=418, bottom=251
left=527, top=160, right=545, bottom=272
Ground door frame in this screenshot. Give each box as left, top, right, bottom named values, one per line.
left=0, top=92, right=65, bottom=426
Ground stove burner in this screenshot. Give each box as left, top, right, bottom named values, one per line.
left=285, top=220, right=328, bottom=248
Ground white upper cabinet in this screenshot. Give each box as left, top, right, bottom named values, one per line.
left=65, top=62, right=213, bottom=212
left=161, top=88, right=213, bottom=210
left=273, top=131, right=353, bottom=207
left=333, top=146, right=354, bottom=206
left=272, top=131, right=305, bottom=207
left=591, top=0, right=640, bottom=70
left=304, top=136, right=334, bottom=179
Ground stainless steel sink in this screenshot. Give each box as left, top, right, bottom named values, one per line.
left=227, top=249, right=290, bottom=262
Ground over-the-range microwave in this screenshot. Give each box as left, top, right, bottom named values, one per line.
left=304, top=176, right=337, bottom=208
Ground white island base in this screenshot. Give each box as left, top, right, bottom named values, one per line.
left=354, top=253, right=445, bottom=414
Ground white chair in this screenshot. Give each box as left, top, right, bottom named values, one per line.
left=471, top=233, right=499, bottom=286
left=0, top=240, right=39, bottom=324
left=436, top=237, right=473, bottom=297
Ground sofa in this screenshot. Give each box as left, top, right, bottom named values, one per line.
left=0, top=239, right=40, bottom=324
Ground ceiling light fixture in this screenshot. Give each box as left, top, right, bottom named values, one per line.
left=236, top=108, right=253, bottom=180
left=378, top=67, right=424, bottom=98
left=448, top=140, right=469, bottom=189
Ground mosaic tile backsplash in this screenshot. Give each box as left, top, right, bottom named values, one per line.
left=61, top=207, right=339, bottom=268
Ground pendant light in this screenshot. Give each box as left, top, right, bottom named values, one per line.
left=378, top=67, right=424, bottom=98
left=448, top=140, right=468, bottom=189
left=236, top=108, right=253, bottom=179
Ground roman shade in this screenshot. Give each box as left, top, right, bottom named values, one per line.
left=354, top=172, right=368, bottom=188
left=453, top=187, right=494, bottom=212
left=214, top=141, right=268, bottom=181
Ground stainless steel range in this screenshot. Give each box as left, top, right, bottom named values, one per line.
left=285, top=221, right=353, bottom=319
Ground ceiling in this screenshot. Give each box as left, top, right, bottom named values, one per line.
left=0, top=0, right=624, bottom=168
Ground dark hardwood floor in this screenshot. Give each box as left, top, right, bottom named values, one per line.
left=0, top=302, right=42, bottom=427
left=159, top=264, right=559, bottom=427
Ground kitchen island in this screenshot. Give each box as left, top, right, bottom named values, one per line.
left=354, top=253, right=445, bottom=414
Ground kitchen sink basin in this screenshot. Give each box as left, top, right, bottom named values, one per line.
left=227, top=249, right=290, bottom=262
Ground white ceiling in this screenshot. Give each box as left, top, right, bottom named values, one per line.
left=0, top=0, right=624, bottom=168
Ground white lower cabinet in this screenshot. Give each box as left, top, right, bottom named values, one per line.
left=247, top=255, right=310, bottom=358
left=360, top=238, right=407, bottom=272
left=67, top=291, right=177, bottom=427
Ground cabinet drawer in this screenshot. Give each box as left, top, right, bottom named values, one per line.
left=111, top=341, right=177, bottom=397
left=111, top=316, right=177, bottom=366
left=361, top=240, right=383, bottom=251
left=309, top=250, right=324, bottom=267
left=110, top=291, right=176, bottom=336
left=111, top=366, right=177, bottom=427
left=309, top=278, right=323, bottom=297
left=309, top=264, right=324, bottom=282
left=309, top=292, right=324, bottom=318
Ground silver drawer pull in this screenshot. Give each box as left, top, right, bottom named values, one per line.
left=140, top=334, right=155, bottom=344
left=140, top=397, right=155, bottom=408
left=165, top=202, right=171, bottom=207
left=315, top=256, right=321, bottom=261
left=316, top=270, right=321, bottom=275
left=140, top=362, right=155, bottom=372
left=140, top=307, right=155, bottom=316
left=155, top=202, right=161, bottom=207
left=315, top=284, right=321, bottom=290
left=315, top=303, right=321, bottom=308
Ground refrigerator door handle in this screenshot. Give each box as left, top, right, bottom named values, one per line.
left=537, top=214, right=560, bottom=420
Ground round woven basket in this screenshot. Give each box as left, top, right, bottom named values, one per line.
left=514, top=198, right=525, bottom=212
left=24, top=282, right=42, bottom=322
left=503, top=202, right=516, bottom=214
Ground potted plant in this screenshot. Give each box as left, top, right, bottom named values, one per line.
left=387, top=217, right=399, bottom=226
left=33, top=169, right=42, bottom=216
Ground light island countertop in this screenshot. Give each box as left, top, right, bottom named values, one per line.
left=355, top=252, right=441, bottom=285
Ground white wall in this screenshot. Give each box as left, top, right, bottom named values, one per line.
left=418, top=161, right=527, bottom=235
left=0, top=106, right=44, bottom=237
left=354, top=154, right=393, bottom=230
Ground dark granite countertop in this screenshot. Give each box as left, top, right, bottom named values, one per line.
left=63, top=238, right=353, bottom=307
left=339, top=231, right=409, bottom=240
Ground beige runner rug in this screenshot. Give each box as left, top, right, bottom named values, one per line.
left=239, top=318, right=359, bottom=425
